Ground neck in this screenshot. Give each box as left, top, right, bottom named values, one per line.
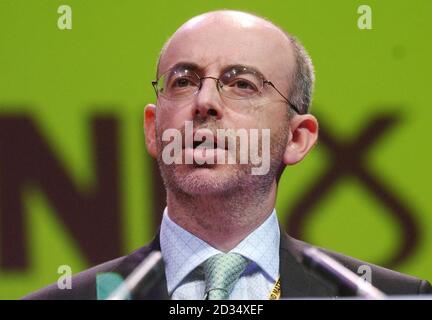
left=166, top=181, right=277, bottom=252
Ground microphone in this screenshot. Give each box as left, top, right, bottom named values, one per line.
left=301, top=247, right=386, bottom=299
left=107, top=251, right=164, bottom=300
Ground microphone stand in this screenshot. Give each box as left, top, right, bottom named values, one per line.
left=302, top=247, right=386, bottom=299
left=107, top=251, right=164, bottom=300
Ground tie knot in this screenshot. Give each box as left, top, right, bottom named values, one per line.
left=203, top=253, right=248, bottom=300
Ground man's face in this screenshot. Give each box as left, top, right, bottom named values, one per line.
left=149, top=13, right=297, bottom=196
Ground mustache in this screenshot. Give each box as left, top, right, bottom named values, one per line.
left=178, top=120, right=221, bottom=137
left=157, top=121, right=230, bottom=153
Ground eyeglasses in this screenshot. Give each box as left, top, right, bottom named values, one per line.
left=152, top=65, right=300, bottom=114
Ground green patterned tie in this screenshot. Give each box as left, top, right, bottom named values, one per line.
left=203, top=253, right=248, bottom=300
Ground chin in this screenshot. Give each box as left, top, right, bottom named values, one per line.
left=171, top=164, right=244, bottom=196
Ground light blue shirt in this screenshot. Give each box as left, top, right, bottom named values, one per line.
left=159, top=207, right=280, bottom=300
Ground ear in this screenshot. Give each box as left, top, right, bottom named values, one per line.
left=283, top=114, right=319, bottom=165
left=144, top=104, right=157, bottom=159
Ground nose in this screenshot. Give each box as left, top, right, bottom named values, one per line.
left=193, top=77, right=223, bottom=120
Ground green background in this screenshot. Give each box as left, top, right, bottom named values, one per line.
left=1, top=0, right=431, bottom=299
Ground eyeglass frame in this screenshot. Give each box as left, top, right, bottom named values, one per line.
left=151, top=65, right=301, bottom=114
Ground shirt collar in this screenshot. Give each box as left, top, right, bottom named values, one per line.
left=160, top=207, right=280, bottom=294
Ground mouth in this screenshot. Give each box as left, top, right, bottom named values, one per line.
left=191, top=139, right=227, bottom=150
left=179, top=129, right=230, bottom=167
left=183, top=129, right=229, bottom=151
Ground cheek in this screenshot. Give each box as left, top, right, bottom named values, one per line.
left=234, top=99, right=288, bottom=126
left=223, top=106, right=266, bottom=130
left=241, top=109, right=287, bottom=132
left=156, top=102, right=192, bottom=130
left=258, top=109, right=290, bottom=146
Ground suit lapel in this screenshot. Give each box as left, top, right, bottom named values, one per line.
left=279, top=231, right=337, bottom=298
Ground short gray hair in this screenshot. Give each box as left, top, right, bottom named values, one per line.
left=286, top=34, right=315, bottom=114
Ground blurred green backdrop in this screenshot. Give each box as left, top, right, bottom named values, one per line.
left=1, top=0, right=431, bottom=299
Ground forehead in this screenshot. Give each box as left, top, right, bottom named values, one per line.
left=159, top=15, right=295, bottom=84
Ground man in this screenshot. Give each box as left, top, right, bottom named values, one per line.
left=24, top=10, right=431, bottom=300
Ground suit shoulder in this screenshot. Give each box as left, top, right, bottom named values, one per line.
left=323, top=248, right=431, bottom=294
left=22, top=256, right=125, bottom=300
left=287, top=235, right=432, bottom=295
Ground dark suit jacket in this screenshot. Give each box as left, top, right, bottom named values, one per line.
left=23, top=232, right=432, bottom=299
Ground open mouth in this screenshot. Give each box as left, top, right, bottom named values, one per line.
left=183, top=130, right=229, bottom=151
left=192, top=138, right=221, bottom=150
left=179, top=130, right=230, bottom=167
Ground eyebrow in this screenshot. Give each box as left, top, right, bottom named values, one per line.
left=159, top=62, right=201, bottom=77
left=159, top=62, right=267, bottom=79
left=221, top=64, right=266, bottom=80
